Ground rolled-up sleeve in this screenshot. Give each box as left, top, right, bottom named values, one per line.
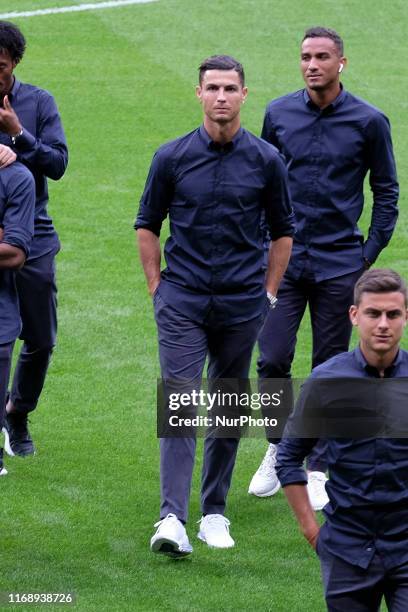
left=135, top=147, right=174, bottom=236
left=1, top=167, right=35, bottom=257
left=276, top=378, right=319, bottom=487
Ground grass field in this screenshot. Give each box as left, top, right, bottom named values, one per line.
left=0, top=0, right=407, bottom=610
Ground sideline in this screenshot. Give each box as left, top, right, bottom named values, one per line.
left=0, top=0, right=158, bottom=19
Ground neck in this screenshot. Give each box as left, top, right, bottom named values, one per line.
left=359, top=343, right=399, bottom=377
left=203, top=116, right=241, bottom=144
left=307, top=82, right=341, bottom=109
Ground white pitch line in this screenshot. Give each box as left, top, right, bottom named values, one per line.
left=0, top=0, right=157, bottom=19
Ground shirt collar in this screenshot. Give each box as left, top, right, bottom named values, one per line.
left=354, top=345, right=402, bottom=377
left=303, top=84, right=347, bottom=112
left=199, top=124, right=243, bottom=151
left=8, top=77, right=21, bottom=102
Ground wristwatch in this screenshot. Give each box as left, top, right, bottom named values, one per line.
left=11, top=128, right=23, bottom=145
left=267, top=292, right=278, bottom=309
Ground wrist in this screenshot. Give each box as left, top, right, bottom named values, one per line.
left=11, top=127, right=23, bottom=145
left=266, top=291, right=278, bottom=309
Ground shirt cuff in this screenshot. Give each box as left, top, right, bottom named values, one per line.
left=277, top=469, right=308, bottom=488
left=13, top=128, right=37, bottom=152
left=363, top=241, right=380, bottom=265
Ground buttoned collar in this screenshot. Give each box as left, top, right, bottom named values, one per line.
left=354, top=345, right=402, bottom=378
left=7, top=77, right=21, bottom=102
left=303, top=84, right=347, bottom=113
left=199, top=124, right=243, bottom=152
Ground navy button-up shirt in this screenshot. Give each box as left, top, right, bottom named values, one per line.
left=0, top=162, right=35, bottom=343
left=136, top=126, right=295, bottom=324
left=261, top=87, right=399, bottom=281
left=277, top=346, right=408, bottom=570
left=0, top=78, right=68, bottom=260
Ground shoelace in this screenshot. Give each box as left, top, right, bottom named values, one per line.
left=153, top=513, right=178, bottom=528
left=257, top=446, right=277, bottom=476
left=198, top=514, right=231, bottom=530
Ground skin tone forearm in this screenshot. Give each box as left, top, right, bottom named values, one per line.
left=265, top=236, right=293, bottom=295
left=137, top=228, right=161, bottom=296
left=284, top=484, right=320, bottom=549
left=0, top=239, right=25, bottom=269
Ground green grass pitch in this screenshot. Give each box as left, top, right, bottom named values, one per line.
left=0, top=0, right=406, bottom=610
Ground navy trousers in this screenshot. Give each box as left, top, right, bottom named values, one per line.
left=257, top=267, right=362, bottom=470
left=10, top=251, right=58, bottom=415
left=154, top=291, right=265, bottom=523
left=0, top=342, right=14, bottom=429
left=319, top=545, right=408, bottom=612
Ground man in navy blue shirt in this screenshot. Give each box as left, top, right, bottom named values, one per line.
left=0, top=21, right=68, bottom=457
left=277, top=268, right=408, bottom=611
left=0, top=159, right=35, bottom=475
left=136, top=55, right=294, bottom=556
left=249, top=27, right=399, bottom=508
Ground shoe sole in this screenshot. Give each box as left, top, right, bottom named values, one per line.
left=248, top=481, right=281, bottom=498
left=197, top=532, right=235, bottom=548
left=2, top=427, right=35, bottom=457
left=150, top=536, right=192, bottom=558
left=2, top=427, right=15, bottom=457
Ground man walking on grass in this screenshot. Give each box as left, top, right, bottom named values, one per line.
left=136, top=55, right=294, bottom=556
left=249, top=27, right=399, bottom=510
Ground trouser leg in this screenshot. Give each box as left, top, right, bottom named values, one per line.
left=154, top=293, right=208, bottom=524
left=257, top=274, right=307, bottom=443
left=201, top=314, right=265, bottom=515
left=319, top=546, right=384, bottom=612
left=383, top=560, right=408, bottom=612
left=0, top=342, right=14, bottom=429
left=307, top=268, right=363, bottom=471
left=10, top=251, right=58, bottom=415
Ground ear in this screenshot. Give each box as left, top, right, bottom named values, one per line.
left=349, top=304, right=358, bottom=326
left=196, top=85, right=202, bottom=102
left=241, top=86, right=248, bottom=104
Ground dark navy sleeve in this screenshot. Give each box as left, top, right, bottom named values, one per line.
left=276, top=378, right=319, bottom=487
left=13, top=90, right=68, bottom=181
left=261, top=106, right=281, bottom=150
left=1, top=165, right=35, bottom=256
left=364, top=112, right=399, bottom=263
left=263, top=152, right=295, bottom=240
left=135, top=147, right=174, bottom=236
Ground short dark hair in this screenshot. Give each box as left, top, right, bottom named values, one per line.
left=302, top=27, right=344, bottom=56
left=198, top=55, right=245, bottom=86
left=0, top=21, right=26, bottom=64
left=354, top=269, right=408, bottom=307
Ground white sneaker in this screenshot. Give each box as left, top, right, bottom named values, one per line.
left=150, top=513, right=193, bottom=557
left=197, top=514, right=235, bottom=548
left=248, top=443, right=281, bottom=497
left=307, top=471, right=329, bottom=511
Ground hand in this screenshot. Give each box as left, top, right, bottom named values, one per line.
left=0, top=95, right=22, bottom=135
left=0, top=143, right=17, bottom=168
left=0, top=226, right=4, bottom=241
left=304, top=527, right=320, bottom=550
left=148, top=278, right=160, bottom=296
